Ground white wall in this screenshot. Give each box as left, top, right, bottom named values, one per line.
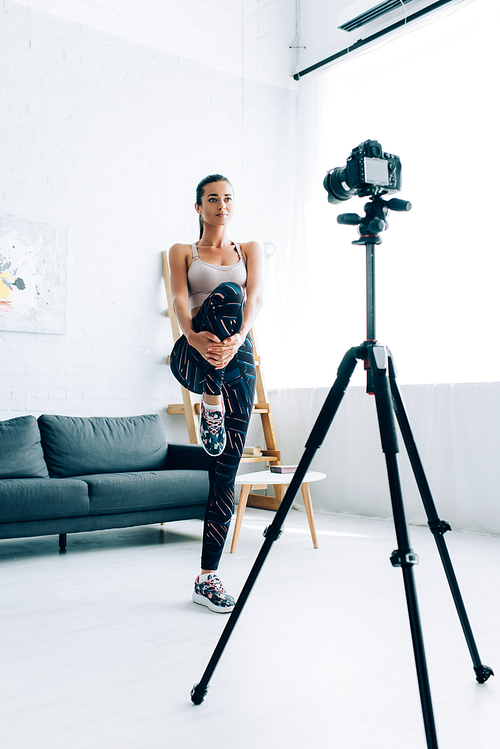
left=0, top=0, right=298, bottom=440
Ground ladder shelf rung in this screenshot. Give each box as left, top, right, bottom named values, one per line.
left=240, top=455, right=279, bottom=463
left=168, top=403, right=269, bottom=416
left=167, top=404, right=199, bottom=415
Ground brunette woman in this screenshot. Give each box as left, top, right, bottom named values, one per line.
left=169, top=174, right=263, bottom=612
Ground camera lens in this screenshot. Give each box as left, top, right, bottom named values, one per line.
left=323, top=167, right=355, bottom=204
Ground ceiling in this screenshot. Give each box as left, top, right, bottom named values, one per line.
left=293, top=0, right=468, bottom=77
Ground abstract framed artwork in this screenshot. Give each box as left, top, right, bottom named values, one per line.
left=0, top=215, right=68, bottom=334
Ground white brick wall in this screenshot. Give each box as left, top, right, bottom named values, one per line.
left=0, top=0, right=297, bottom=442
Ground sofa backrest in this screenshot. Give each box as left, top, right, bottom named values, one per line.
left=38, top=414, right=169, bottom=477
left=0, top=415, right=49, bottom=479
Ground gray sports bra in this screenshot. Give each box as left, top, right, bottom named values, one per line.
left=187, top=242, right=247, bottom=310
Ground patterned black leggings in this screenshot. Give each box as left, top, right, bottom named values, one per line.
left=170, top=283, right=256, bottom=570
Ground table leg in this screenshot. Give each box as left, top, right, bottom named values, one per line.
left=230, top=484, right=251, bottom=553
left=300, top=483, right=319, bottom=549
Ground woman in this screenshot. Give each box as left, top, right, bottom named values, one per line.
left=169, top=174, right=263, bottom=613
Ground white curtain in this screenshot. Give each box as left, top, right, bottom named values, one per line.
left=259, top=0, right=500, bottom=389
left=269, top=381, right=500, bottom=535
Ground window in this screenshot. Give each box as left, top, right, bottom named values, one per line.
left=261, top=0, right=499, bottom=388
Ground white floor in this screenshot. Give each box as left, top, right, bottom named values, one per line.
left=1, top=508, right=499, bottom=749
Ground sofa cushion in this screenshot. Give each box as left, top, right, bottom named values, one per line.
left=0, top=415, right=49, bottom=479
left=38, top=414, right=169, bottom=478
left=0, top=478, right=90, bottom=522
left=76, top=470, right=210, bottom=515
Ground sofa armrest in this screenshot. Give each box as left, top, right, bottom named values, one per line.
left=166, top=444, right=211, bottom=472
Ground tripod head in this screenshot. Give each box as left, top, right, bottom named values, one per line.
left=338, top=195, right=411, bottom=245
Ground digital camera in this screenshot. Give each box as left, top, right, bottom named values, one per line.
left=324, top=140, right=402, bottom=204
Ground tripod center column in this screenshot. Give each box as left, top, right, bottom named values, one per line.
left=366, top=243, right=376, bottom=341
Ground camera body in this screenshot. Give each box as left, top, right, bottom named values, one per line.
left=324, top=140, right=402, bottom=204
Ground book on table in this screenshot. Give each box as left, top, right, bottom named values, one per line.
left=270, top=465, right=297, bottom=474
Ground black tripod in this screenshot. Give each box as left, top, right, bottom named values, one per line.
left=191, top=195, right=493, bottom=749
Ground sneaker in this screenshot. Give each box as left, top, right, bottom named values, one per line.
left=192, top=574, right=236, bottom=613
left=199, top=399, right=226, bottom=457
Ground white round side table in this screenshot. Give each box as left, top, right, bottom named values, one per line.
left=231, top=469, right=326, bottom=553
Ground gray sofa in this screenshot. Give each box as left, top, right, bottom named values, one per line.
left=0, top=413, right=210, bottom=551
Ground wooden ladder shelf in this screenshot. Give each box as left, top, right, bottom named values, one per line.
left=162, top=250, right=283, bottom=510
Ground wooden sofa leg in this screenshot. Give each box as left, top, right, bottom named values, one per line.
left=59, top=533, right=67, bottom=553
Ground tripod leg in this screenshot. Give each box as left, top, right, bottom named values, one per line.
left=387, top=355, right=494, bottom=684
left=191, top=347, right=360, bottom=704
left=369, top=345, right=439, bottom=749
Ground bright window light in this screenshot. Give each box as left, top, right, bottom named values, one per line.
left=261, top=0, right=500, bottom=389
